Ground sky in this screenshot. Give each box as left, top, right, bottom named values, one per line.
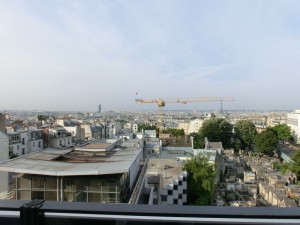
left=1, top=0, right=300, bottom=112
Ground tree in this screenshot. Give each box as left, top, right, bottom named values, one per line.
left=273, top=161, right=290, bottom=175
left=289, top=150, right=300, bottom=179
left=254, top=129, right=278, bottom=155
left=162, top=128, right=185, bottom=137
left=183, top=154, right=216, bottom=205
left=270, top=124, right=292, bottom=141
left=9, top=151, right=19, bottom=159
left=234, top=120, right=257, bottom=150
left=189, top=132, right=202, bottom=149
left=199, top=118, right=233, bottom=149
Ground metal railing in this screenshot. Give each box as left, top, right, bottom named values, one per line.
left=1, top=200, right=300, bottom=225
left=128, top=158, right=149, bottom=204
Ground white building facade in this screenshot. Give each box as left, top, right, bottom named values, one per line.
left=48, top=127, right=73, bottom=148
left=287, top=110, right=300, bottom=144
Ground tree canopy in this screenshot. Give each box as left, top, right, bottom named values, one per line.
left=289, top=150, right=300, bottom=179
left=234, top=120, right=257, bottom=150
left=162, top=128, right=185, bottom=137
left=183, top=154, right=216, bottom=205
left=199, top=118, right=233, bottom=149
left=189, top=132, right=202, bottom=149
left=254, top=129, right=278, bottom=155
left=269, top=124, right=292, bottom=141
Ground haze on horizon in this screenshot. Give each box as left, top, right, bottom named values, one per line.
left=1, top=0, right=300, bottom=112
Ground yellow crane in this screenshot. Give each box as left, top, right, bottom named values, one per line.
left=135, top=97, right=235, bottom=134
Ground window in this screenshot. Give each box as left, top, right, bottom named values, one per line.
left=161, top=195, right=167, bottom=201
left=32, top=191, right=44, bottom=200
left=168, top=190, right=172, bottom=195
left=179, top=194, right=182, bottom=199
left=183, top=190, right=187, bottom=194
left=183, top=177, right=187, bottom=181
left=38, top=141, right=41, bottom=148
left=32, top=178, right=45, bottom=189
left=33, top=142, right=35, bottom=147
left=22, top=138, right=25, bottom=145
left=22, top=148, right=25, bottom=155
left=174, top=185, right=178, bottom=190
left=173, top=199, right=178, bottom=204
left=179, top=181, right=182, bottom=185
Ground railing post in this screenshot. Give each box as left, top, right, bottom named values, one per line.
left=20, top=200, right=45, bottom=225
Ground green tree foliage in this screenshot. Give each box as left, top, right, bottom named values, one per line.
left=273, top=161, right=290, bottom=175
left=289, top=150, right=300, bottom=179
left=273, top=161, right=281, bottom=170
left=199, top=118, right=233, bottom=149
left=37, top=115, right=49, bottom=121
left=9, top=151, right=19, bottom=159
left=183, top=154, right=216, bottom=205
left=162, top=128, right=185, bottom=137
left=189, top=132, right=203, bottom=149
left=254, top=129, right=278, bottom=155
left=234, top=120, right=257, bottom=150
left=270, top=124, right=292, bottom=141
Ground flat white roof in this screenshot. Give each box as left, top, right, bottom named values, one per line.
left=0, top=147, right=142, bottom=176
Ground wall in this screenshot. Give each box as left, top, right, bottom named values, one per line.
left=0, top=131, right=9, bottom=195
left=129, top=149, right=143, bottom=189
left=19, top=131, right=28, bottom=155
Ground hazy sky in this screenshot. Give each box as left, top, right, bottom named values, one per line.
left=1, top=0, right=300, bottom=112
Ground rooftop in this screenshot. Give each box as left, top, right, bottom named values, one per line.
left=146, top=158, right=184, bottom=188
left=0, top=144, right=142, bottom=176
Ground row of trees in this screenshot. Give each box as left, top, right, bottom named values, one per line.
left=254, top=124, right=292, bottom=155
left=140, top=119, right=292, bottom=155
left=190, top=118, right=292, bottom=155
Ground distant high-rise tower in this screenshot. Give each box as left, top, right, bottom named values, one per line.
left=98, top=104, right=101, bottom=113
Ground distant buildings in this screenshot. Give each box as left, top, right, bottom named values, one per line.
left=98, top=104, right=101, bottom=113
left=178, top=119, right=204, bottom=135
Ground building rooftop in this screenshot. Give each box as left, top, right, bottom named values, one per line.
left=0, top=145, right=142, bottom=176
left=146, top=158, right=184, bottom=188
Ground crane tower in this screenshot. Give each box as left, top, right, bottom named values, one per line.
left=135, top=97, right=234, bottom=134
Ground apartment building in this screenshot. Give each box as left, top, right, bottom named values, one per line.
left=28, top=129, right=43, bottom=153
left=7, top=129, right=43, bottom=156
left=178, top=119, right=204, bottom=135
left=287, top=110, right=300, bottom=144
left=44, top=127, right=73, bottom=148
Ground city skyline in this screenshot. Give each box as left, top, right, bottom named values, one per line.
left=1, top=0, right=300, bottom=111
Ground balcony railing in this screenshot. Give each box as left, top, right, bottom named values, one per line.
left=1, top=200, right=300, bottom=225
